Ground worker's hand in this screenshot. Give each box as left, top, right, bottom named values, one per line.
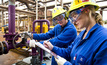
left=55, top=56, right=67, bottom=65
left=29, top=39, right=36, bottom=47
left=43, top=41, right=53, bottom=50
left=21, top=32, right=32, bottom=39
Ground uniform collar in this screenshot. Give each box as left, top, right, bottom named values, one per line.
left=82, top=23, right=101, bottom=40
left=61, top=20, right=71, bottom=28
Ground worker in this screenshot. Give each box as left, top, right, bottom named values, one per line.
left=42, top=0, right=107, bottom=65
left=28, top=7, right=77, bottom=65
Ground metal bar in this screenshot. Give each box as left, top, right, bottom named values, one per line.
left=17, top=13, right=19, bottom=31
left=36, top=0, right=38, bottom=26
left=96, top=0, right=107, bottom=3
left=39, top=1, right=71, bottom=10
left=5, top=12, right=6, bottom=25
left=44, top=3, right=46, bottom=20
left=2, top=0, right=3, bottom=5
left=32, top=20, right=50, bottom=61
left=0, top=5, right=36, bottom=15
left=55, top=0, right=57, bottom=7
left=61, top=0, right=63, bottom=8
left=40, top=21, right=43, bottom=61
left=40, top=0, right=54, bottom=3
left=28, top=15, right=30, bottom=31
left=36, top=0, right=38, bottom=20
left=44, top=0, right=47, bottom=24
left=16, top=0, right=35, bottom=5
left=1, top=0, right=4, bottom=26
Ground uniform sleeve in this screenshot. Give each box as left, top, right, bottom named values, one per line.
left=49, top=28, right=77, bottom=47
left=64, top=61, right=73, bottom=65
left=33, top=27, right=55, bottom=40
left=93, top=40, right=107, bottom=65
left=52, top=42, right=75, bottom=60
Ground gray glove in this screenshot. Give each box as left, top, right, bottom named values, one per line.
left=20, top=32, right=32, bottom=39
left=25, top=32, right=32, bottom=38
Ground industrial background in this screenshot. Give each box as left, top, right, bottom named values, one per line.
left=0, top=0, right=107, bottom=65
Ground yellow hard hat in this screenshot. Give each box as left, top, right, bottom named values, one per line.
left=52, top=7, right=66, bottom=19
left=68, top=0, right=99, bottom=15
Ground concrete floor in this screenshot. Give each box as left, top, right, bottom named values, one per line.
left=13, top=56, right=51, bottom=65
left=0, top=51, right=26, bottom=65
left=12, top=52, right=52, bottom=65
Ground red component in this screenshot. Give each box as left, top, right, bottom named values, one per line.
left=82, top=0, right=89, bottom=2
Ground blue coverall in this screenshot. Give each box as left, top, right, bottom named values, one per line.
left=52, top=23, right=107, bottom=65
left=33, top=20, right=77, bottom=65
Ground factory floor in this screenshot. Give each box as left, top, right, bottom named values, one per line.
left=0, top=51, right=26, bottom=65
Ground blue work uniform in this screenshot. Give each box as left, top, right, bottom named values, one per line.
left=52, top=23, right=107, bottom=65
left=33, top=20, right=77, bottom=65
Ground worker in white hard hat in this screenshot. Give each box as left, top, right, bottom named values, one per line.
left=43, top=0, right=107, bottom=65
left=28, top=6, right=77, bottom=65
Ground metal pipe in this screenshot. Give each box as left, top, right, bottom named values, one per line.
left=44, top=0, right=47, bottom=20
left=1, top=0, right=4, bottom=26
left=32, top=19, right=50, bottom=61
left=5, top=12, right=6, bottom=25
left=9, top=0, right=15, bottom=5
left=17, top=13, right=19, bottom=31
left=24, top=19, right=25, bottom=31
left=44, top=0, right=47, bottom=24
left=40, top=22, right=43, bottom=61
left=36, top=0, right=38, bottom=26
left=61, top=0, right=63, bottom=8
left=8, top=0, right=15, bottom=34
left=28, top=16, right=30, bottom=31
left=36, top=1, right=38, bottom=19
left=1, top=11, right=4, bottom=26
left=2, top=0, right=3, bottom=5
left=55, top=0, right=57, bottom=7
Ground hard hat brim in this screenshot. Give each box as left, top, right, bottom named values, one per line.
left=52, top=10, right=66, bottom=19
left=67, top=2, right=99, bottom=17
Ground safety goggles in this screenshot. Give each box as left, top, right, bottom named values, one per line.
left=69, top=6, right=89, bottom=22
left=53, top=13, right=65, bottom=23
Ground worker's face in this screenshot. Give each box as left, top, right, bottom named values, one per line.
left=53, top=14, right=67, bottom=27
left=74, top=11, right=89, bottom=29
left=57, top=18, right=67, bottom=27
left=69, top=6, right=90, bottom=29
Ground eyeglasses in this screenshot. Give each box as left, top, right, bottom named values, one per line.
left=53, top=14, right=65, bottom=23
left=69, top=6, right=90, bottom=22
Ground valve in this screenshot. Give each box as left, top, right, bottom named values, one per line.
left=12, top=32, right=32, bottom=52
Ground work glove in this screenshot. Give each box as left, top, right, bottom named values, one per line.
left=29, top=39, right=36, bottom=47
left=20, top=32, right=32, bottom=39
left=55, top=56, right=67, bottom=65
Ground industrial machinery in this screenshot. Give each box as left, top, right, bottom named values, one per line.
left=0, top=0, right=50, bottom=65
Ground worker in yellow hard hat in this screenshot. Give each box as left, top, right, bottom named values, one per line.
left=29, top=6, right=77, bottom=65
left=43, top=0, right=107, bottom=65
left=52, top=7, right=68, bottom=26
